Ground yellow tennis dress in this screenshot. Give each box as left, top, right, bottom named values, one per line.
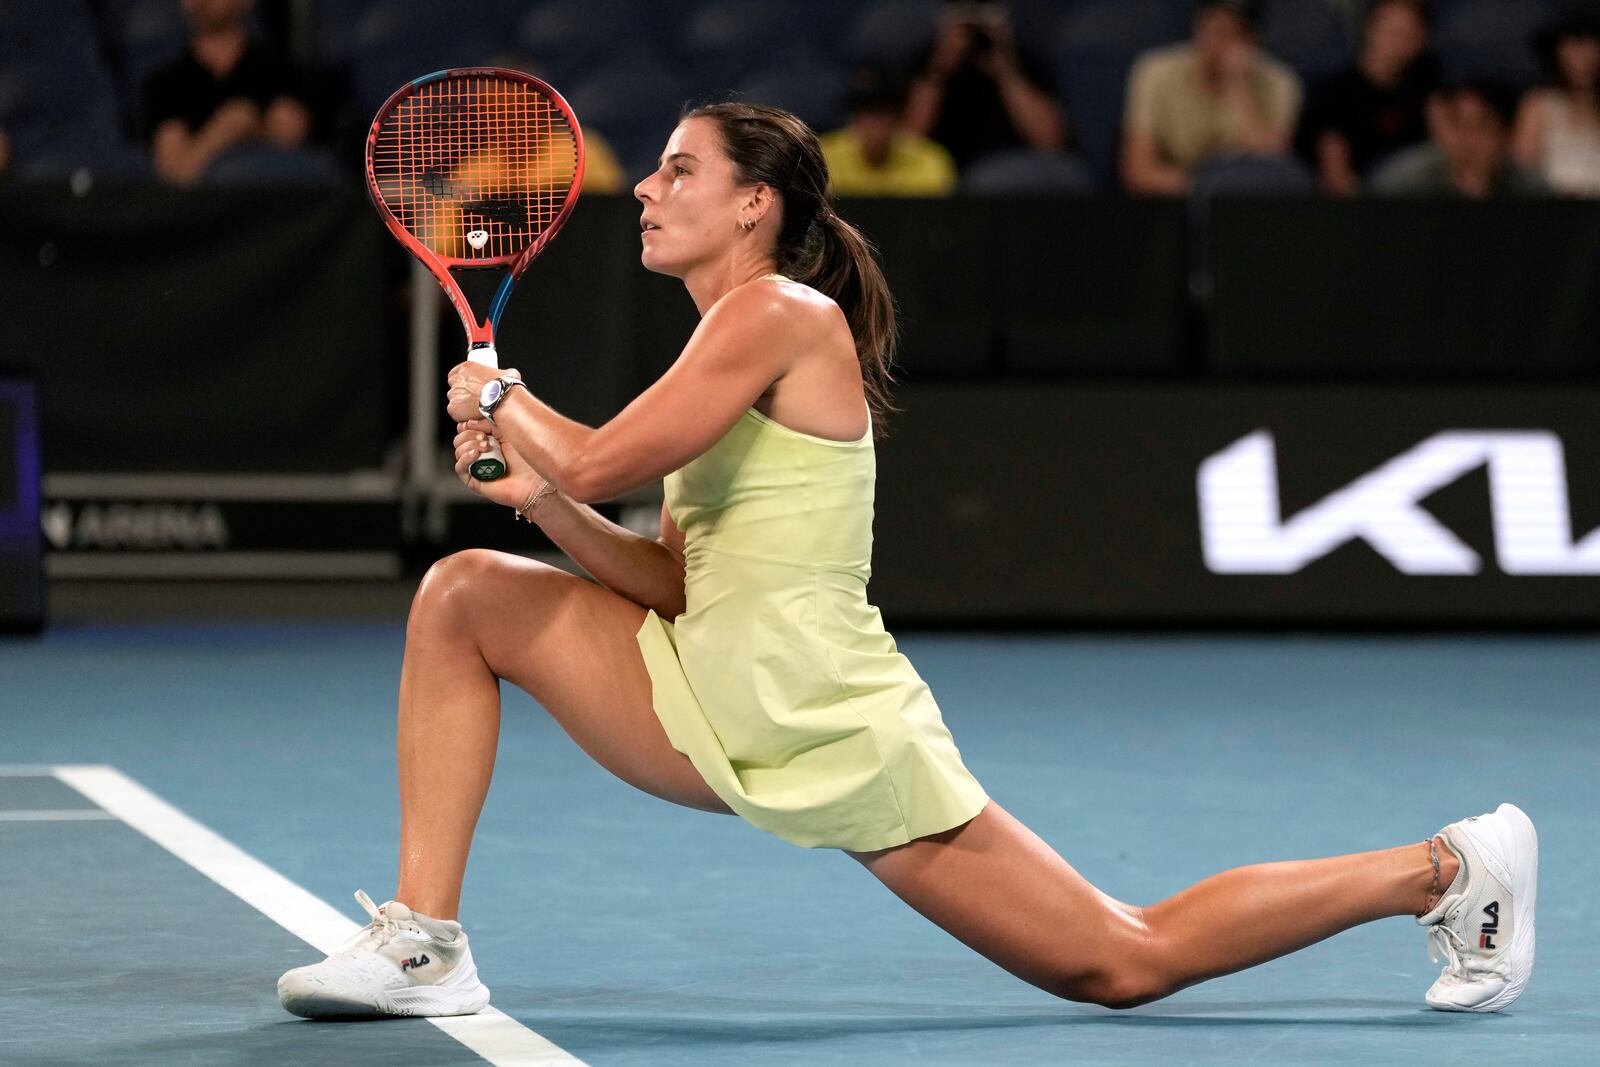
left=634, top=403, right=989, bottom=852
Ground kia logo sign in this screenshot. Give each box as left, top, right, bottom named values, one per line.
left=1198, top=431, right=1600, bottom=576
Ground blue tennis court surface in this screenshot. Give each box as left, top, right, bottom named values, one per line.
left=4, top=624, right=1596, bottom=1065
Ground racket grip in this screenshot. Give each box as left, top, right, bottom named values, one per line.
left=470, top=436, right=507, bottom=481
left=466, top=342, right=506, bottom=479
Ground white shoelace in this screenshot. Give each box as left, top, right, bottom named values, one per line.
left=338, top=889, right=424, bottom=955
left=1428, top=914, right=1507, bottom=980
left=1427, top=922, right=1468, bottom=974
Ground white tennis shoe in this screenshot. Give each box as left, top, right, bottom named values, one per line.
left=1416, top=803, right=1538, bottom=1012
left=277, top=890, right=491, bottom=1018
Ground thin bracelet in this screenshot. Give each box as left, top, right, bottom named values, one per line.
left=514, top=481, right=557, bottom=522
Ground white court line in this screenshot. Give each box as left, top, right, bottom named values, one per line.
left=0, top=809, right=118, bottom=821
left=52, top=764, right=585, bottom=1067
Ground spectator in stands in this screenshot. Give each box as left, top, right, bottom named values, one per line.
left=1372, top=80, right=1548, bottom=198
left=1514, top=13, right=1600, bottom=197
left=1122, top=0, right=1302, bottom=197
left=820, top=65, right=957, bottom=196
left=1298, top=0, right=1441, bottom=197
left=487, top=53, right=626, bottom=193
left=905, top=1, right=1068, bottom=172
left=142, top=0, right=311, bottom=186
left=570, top=134, right=625, bottom=194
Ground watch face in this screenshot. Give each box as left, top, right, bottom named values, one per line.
left=480, top=379, right=504, bottom=408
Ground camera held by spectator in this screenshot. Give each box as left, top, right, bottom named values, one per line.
left=905, top=0, right=1069, bottom=173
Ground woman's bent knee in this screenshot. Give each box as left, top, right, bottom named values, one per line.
left=410, top=550, right=557, bottom=636
left=415, top=550, right=546, bottom=610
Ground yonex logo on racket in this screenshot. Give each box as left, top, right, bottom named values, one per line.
left=1199, top=430, right=1600, bottom=576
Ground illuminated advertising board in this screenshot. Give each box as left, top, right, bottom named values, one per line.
left=872, top=385, right=1600, bottom=624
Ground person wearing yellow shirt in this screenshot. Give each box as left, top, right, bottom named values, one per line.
left=579, top=129, right=625, bottom=193
left=819, top=66, right=956, bottom=196
left=485, top=52, right=626, bottom=193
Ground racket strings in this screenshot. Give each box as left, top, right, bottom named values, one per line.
left=370, top=75, right=579, bottom=261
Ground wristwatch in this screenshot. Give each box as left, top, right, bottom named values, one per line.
left=478, top=377, right=525, bottom=422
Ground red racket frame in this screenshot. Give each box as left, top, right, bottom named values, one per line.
left=363, top=67, right=586, bottom=348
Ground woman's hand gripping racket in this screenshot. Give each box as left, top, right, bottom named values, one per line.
left=365, top=67, right=585, bottom=480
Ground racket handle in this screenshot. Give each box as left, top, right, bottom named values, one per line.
left=470, top=437, right=507, bottom=481
left=466, top=342, right=505, bottom=479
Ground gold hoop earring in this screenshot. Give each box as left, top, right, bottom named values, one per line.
left=740, top=217, right=756, bottom=231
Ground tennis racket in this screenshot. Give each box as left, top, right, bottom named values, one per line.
left=365, top=67, right=585, bottom=480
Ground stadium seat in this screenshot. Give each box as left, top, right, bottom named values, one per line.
left=734, top=54, right=848, bottom=132
left=1004, top=0, right=1074, bottom=44
left=1054, top=52, right=1133, bottom=187
left=1060, top=0, right=1191, bottom=52
left=518, top=0, right=671, bottom=88
left=98, top=0, right=189, bottom=98
left=0, top=1, right=143, bottom=177
left=961, top=149, right=1097, bottom=194
left=0, top=2, right=96, bottom=64
left=1261, top=0, right=1355, bottom=85
left=1435, top=0, right=1551, bottom=85
left=1187, top=154, right=1317, bottom=300
left=342, top=2, right=495, bottom=113
left=1190, top=154, right=1318, bottom=198
left=565, top=47, right=690, bottom=178
left=679, top=2, right=818, bottom=83
left=1055, top=1, right=1191, bottom=186
left=313, top=0, right=380, bottom=61
left=847, top=0, right=941, bottom=65
left=10, top=102, right=149, bottom=182
left=204, top=144, right=343, bottom=186
left=461, top=0, right=529, bottom=53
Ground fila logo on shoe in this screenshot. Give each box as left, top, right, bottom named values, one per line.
left=1480, top=902, right=1500, bottom=950
left=401, top=954, right=431, bottom=971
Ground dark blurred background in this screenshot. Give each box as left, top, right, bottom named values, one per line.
left=3, top=0, right=1599, bottom=628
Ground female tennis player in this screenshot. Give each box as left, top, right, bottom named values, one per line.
left=278, top=103, right=1536, bottom=1019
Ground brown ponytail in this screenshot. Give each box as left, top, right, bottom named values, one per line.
left=685, top=102, right=898, bottom=436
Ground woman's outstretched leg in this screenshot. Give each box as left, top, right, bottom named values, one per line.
left=396, top=549, right=731, bottom=919
left=851, top=800, right=1493, bottom=1010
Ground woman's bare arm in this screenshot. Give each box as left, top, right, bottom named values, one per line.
left=454, top=279, right=835, bottom=503
left=447, top=280, right=840, bottom=615
left=532, top=494, right=688, bottom=619
left=151, top=99, right=262, bottom=184
left=453, top=418, right=688, bottom=617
